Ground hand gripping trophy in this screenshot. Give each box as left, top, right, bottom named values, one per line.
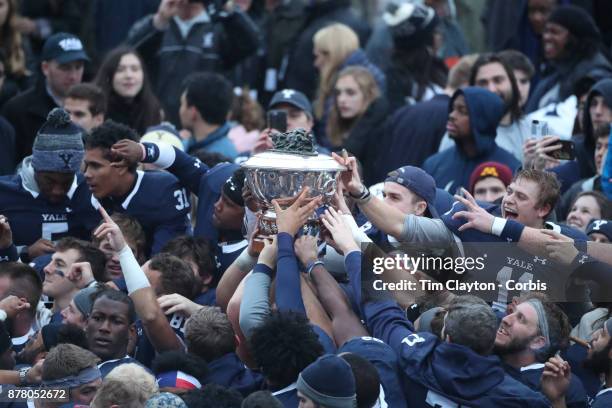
left=241, top=128, right=345, bottom=239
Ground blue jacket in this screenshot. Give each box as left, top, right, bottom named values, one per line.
left=363, top=300, right=550, bottom=407
left=423, top=88, right=520, bottom=193
left=186, top=123, right=238, bottom=159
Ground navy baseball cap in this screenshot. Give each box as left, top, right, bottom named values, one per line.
left=385, top=166, right=439, bottom=218
left=586, top=219, right=612, bottom=241
left=269, top=89, right=313, bottom=116
left=42, top=32, right=89, bottom=64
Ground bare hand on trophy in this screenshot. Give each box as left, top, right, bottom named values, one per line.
left=273, top=187, right=322, bottom=236
left=331, top=151, right=364, bottom=197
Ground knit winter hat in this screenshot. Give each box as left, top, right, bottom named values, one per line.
left=32, top=108, right=84, bottom=173
left=145, top=392, right=187, bottom=408
left=548, top=5, right=600, bottom=41
left=469, top=161, right=513, bottom=194
left=222, top=168, right=245, bottom=207
left=297, top=354, right=357, bottom=408
left=73, top=286, right=99, bottom=319
left=384, top=1, right=438, bottom=51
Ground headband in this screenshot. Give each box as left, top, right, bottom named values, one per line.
left=526, top=299, right=550, bottom=346
left=42, top=366, right=101, bottom=388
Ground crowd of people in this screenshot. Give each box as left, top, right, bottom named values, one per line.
left=0, top=0, right=611, bottom=407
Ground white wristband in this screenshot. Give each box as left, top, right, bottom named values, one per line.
left=118, top=245, right=150, bottom=294
left=491, top=217, right=507, bottom=237
left=0, top=310, right=6, bottom=321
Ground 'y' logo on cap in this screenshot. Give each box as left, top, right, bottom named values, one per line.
left=592, top=220, right=608, bottom=230
left=281, top=89, right=295, bottom=99
left=58, top=38, right=83, bottom=51
left=58, top=153, right=73, bottom=169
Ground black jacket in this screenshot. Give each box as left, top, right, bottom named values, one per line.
left=127, top=9, right=260, bottom=125
left=1, top=79, right=57, bottom=163
left=283, top=0, right=370, bottom=100
left=368, top=94, right=449, bottom=185
left=341, top=97, right=389, bottom=186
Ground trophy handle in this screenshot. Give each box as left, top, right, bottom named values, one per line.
left=322, top=178, right=337, bottom=200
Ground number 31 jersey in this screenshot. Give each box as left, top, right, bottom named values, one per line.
left=91, top=170, right=192, bottom=255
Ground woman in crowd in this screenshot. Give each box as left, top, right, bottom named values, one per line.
left=526, top=5, right=612, bottom=112
left=312, top=23, right=384, bottom=147
left=326, top=66, right=387, bottom=179
left=95, top=46, right=162, bottom=134
left=565, top=191, right=612, bottom=232
left=0, top=0, right=32, bottom=103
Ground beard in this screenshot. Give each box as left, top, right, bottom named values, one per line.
left=584, top=343, right=612, bottom=376
left=494, top=333, right=536, bottom=356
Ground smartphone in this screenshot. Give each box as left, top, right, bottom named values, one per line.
left=549, top=140, right=576, bottom=161
left=531, top=120, right=548, bottom=139
left=267, top=110, right=287, bottom=133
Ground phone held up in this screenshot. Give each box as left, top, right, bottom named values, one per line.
left=267, top=110, right=288, bottom=133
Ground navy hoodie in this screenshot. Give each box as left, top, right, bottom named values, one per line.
left=363, top=300, right=550, bottom=407
left=423, top=88, right=520, bottom=193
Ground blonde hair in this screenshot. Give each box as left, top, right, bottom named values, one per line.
left=326, top=66, right=380, bottom=147
left=313, top=24, right=359, bottom=119
left=1, top=0, right=27, bottom=77
left=90, top=363, right=158, bottom=408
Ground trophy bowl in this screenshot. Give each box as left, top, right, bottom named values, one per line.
left=241, top=150, right=345, bottom=237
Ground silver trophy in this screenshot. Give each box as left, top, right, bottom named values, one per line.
left=241, top=129, right=345, bottom=239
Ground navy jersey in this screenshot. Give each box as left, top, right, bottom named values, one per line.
left=563, top=343, right=602, bottom=399
left=504, top=363, right=588, bottom=408
left=593, top=388, right=612, bottom=408
left=133, top=312, right=187, bottom=368
left=141, top=141, right=239, bottom=242
left=215, top=238, right=248, bottom=276
left=0, top=173, right=98, bottom=248
left=98, top=356, right=150, bottom=378
left=194, top=288, right=217, bottom=306
left=92, top=170, right=192, bottom=255
left=442, top=201, right=588, bottom=307
left=205, top=352, right=265, bottom=396
left=364, top=300, right=550, bottom=407
left=339, top=336, right=407, bottom=407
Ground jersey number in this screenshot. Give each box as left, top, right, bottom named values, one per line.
left=174, top=189, right=190, bottom=211
left=495, top=266, right=533, bottom=305
left=42, top=222, right=69, bottom=241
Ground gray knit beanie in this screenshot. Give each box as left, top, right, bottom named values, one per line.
left=32, top=108, right=84, bottom=173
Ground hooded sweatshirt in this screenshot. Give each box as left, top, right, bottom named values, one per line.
left=423, top=87, right=520, bottom=193
left=363, top=300, right=550, bottom=407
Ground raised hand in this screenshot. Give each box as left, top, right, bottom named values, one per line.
left=158, top=293, right=202, bottom=317
left=320, top=207, right=359, bottom=254
left=331, top=151, right=362, bottom=196
left=452, top=188, right=495, bottom=233
left=154, top=0, right=185, bottom=28
left=0, top=295, right=30, bottom=318
left=110, top=139, right=145, bottom=168
left=541, top=229, right=577, bottom=265
left=252, top=129, right=275, bottom=154
left=94, top=206, right=126, bottom=252
left=272, top=187, right=322, bottom=236
left=258, top=236, right=278, bottom=269
left=66, top=262, right=95, bottom=289
left=0, top=215, right=12, bottom=249
left=294, top=235, right=319, bottom=266
left=27, top=238, right=55, bottom=259
left=540, top=355, right=570, bottom=407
